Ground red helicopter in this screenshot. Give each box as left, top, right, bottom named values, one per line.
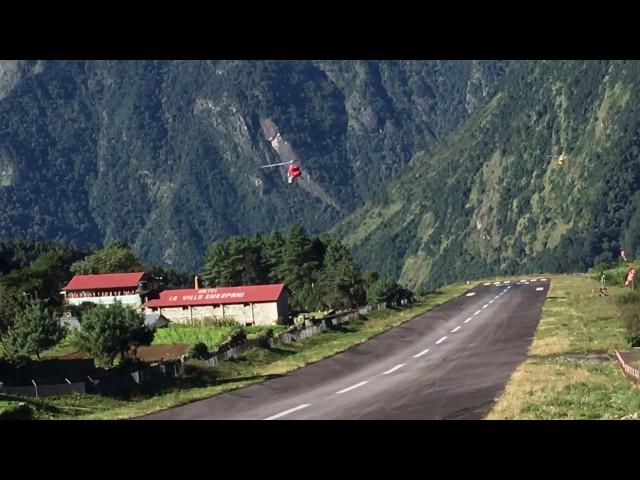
left=260, top=160, right=302, bottom=183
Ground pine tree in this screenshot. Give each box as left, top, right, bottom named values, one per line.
left=202, top=241, right=234, bottom=287
left=262, top=232, right=285, bottom=282
left=279, top=225, right=319, bottom=306
left=317, top=239, right=365, bottom=309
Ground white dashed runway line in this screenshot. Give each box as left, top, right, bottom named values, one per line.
left=336, top=381, right=369, bottom=395
left=383, top=363, right=406, bottom=375
left=266, top=280, right=525, bottom=417
left=264, top=403, right=311, bottom=420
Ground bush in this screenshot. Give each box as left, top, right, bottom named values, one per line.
left=114, top=356, right=144, bottom=372
left=415, top=285, right=430, bottom=298
left=595, top=265, right=633, bottom=286
left=188, top=342, right=209, bottom=360
left=615, top=290, right=640, bottom=305
left=0, top=402, right=33, bottom=420
left=226, top=328, right=247, bottom=346
left=76, top=302, right=98, bottom=317
left=615, top=291, right=640, bottom=346
left=276, top=316, right=291, bottom=326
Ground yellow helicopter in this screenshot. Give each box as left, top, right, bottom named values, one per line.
left=548, top=152, right=568, bottom=166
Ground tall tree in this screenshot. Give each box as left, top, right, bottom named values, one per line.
left=317, top=239, right=366, bottom=309
left=0, top=298, right=64, bottom=363
left=279, top=225, right=319, bottom=299
left=73, top=302, right=154, bottom=367
left=0, top=283, right=22, bottom=335
left=367, top=275, right=401, bottom=306
left=202, top=241, right=233, bottom=287
left=262, top=232, right=285, bottom=282
left=70, top=242, right=144, bottom=275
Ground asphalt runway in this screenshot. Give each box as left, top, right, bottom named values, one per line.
left=140, top=278, right=549, bottom=420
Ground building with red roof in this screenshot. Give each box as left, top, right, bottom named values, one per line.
left=145, top=284, right=288, bottom=326
left=61, top=272, right=153, bottom=308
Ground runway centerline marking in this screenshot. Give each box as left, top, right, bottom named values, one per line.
left=336, top=381, right=369, bottom=395
left=413, top=349, right=430, bottom=358
left=451, top=326, right=461, bottom=333
left=435, top=336, right=448, bottom=345
left=264, top=404, right=311, bottom=420
left=383, top=363, right=406, bottom=375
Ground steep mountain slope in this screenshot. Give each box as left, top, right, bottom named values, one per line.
left=0, top=60, right=511, bottom=271
left=334, top=60, right=640, bottom=289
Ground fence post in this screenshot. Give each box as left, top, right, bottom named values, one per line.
left=31, top=379, right=38, bottom=398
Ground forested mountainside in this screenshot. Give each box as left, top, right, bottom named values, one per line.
left=334, top=60, right=640, bottom=289
left=0, top=60, right=511, bottom=272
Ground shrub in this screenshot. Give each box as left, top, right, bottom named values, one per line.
left=188, top=342, right=209, bottom=360
left=615, top=291, right=640, bottom=347
left=0, top=402, right=33, bottom=420
left=615, top=290, right=640, bottom=305
left=226, top=328, right=247, bottom=346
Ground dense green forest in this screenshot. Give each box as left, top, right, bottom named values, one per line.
left=202, top=225, right=411, bottom=310
left=0, top=239, right=192, bottom=320
left=0, top=232, right=409, bottom=363
left=0, top=60, right=511, bottom=272
left=4, top=60, right=640, bottom=291
left=334, top=60, right=640, bottom=289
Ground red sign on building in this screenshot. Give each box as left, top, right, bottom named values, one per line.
left=146, top=284, right=286, bottom=308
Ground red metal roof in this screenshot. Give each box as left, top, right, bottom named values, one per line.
left=146, top=284, right=286, bottom=308
left=62, top=272, right=147, bottom=291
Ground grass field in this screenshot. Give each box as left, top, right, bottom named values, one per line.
left=151, top=325, right=286, bottom=349
left=0, top=281, right=471, bottom=420
left=488, top=274, right=640, bottom=419
left=39, top=325, right=288, bottom=360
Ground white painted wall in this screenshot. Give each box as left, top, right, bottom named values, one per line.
left=67, top=294, right=142, bottom=307
left=146, top=299, right=286, bottom=326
